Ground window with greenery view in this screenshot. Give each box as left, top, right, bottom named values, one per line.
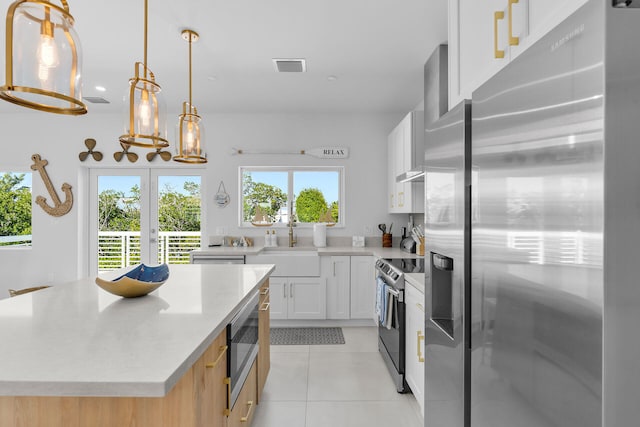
left=240, top=167, right=343, bottom=226
left=0, top=172, right=32, bottom=247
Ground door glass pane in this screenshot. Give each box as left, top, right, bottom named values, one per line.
left=157, top=175, right=201, bottom=264
left=97, top=176, right=141, bottom=272
left=293, top=171, right=340, bottom=224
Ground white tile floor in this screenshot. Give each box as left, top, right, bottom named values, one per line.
left=253, top=326, right=423, bottom=427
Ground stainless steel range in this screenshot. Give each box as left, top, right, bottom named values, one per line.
left=375, top=258, right=420, bottom=393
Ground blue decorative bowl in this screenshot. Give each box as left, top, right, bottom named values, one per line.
left=95, top=264, right=170, bottom=298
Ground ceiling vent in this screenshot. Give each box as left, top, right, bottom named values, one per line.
left=272, top=58, right=307, bottom=73
left=83, top=97, right=110, bottom=104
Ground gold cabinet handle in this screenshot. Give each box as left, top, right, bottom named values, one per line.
left=240, top=400, right=254, bottom=423
left=223, top=377, right=231, bottom=416
left=398, top=191, right=405, bottom=208
left=260, top=302, right=270, bottom=311
left=260, top=287, right=269, bottom=295
left=206, top=345, right=228, bottom=369
left=416, top=303, right=424, bottom=313
left=494, top=11, right=505, bottom=59
left=417, top=331, right=425, bottom=363
left=390, top=194, right=394, bottom=208
left=508, top=0, right=520, bottom=46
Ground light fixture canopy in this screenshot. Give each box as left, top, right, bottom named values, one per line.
left=120, top=0, right=168, bottom=149
left=0, top=0, right=87, bottom=115
left=174, top=29, right=207, bottom=164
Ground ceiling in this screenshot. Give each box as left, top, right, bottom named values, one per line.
left=1, top=0, right=448, bottom=114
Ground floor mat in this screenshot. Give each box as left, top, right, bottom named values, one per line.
left=270, top=327, right=345, bottom=345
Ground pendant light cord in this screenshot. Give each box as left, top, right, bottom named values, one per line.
left=189, top=34, right=193, bottom=106
left=143, top=0, right=148, bottom=79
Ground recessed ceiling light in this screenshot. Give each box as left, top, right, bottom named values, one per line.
left=327, top=75, right=338, bottom=82
left=207, top=76, right=217, bottom=81
left=95, top=86, right=106, bottom=92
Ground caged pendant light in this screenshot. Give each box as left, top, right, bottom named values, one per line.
left=0, top=0, right=87, bottom=115
left=119, top=0, right=169, bottom=149
left=174, top=29, right=206, bottom=163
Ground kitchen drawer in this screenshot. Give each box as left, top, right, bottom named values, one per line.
left=227, top=361, right=257, bottom=427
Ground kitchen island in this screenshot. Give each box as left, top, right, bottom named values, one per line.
left=0, top=263, right=274, bottom=426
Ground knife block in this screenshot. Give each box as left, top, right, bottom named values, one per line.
left=418, top=237, right=425, bottom=256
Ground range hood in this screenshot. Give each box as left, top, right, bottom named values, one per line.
left=396, top=44, right=448, bottom=184
left=396, top=169, right=424, bottom=183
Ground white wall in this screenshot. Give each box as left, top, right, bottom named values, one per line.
left=0, top=110, right=407, bottom=297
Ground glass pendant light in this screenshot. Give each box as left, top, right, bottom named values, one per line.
left=119, top=0, right=168, bottom=149
left=0, top=0, right=87, bottom=115
left=174, top=29, right=206, bottom=163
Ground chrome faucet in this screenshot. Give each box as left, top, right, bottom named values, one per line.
left=288, top=213, right=297, bottom=247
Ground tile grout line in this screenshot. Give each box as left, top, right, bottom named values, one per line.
left=304, top=346, right=311, bottom=427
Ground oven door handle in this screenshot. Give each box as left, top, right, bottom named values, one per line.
left=387, top=287, right=400, bottom=297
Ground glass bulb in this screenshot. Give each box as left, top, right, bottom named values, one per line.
left=36, top=34, right=59, bottom=87
left=138, top=90, right=152, bottom=133
left=37, top=34, right=59, bottom=68
left=185, top=122, right=196, bottom=154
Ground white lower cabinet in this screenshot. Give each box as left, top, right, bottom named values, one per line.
left=322, top=255, right=376, bottom=321
left=350, top=256, right=375, bottom=320
left=323, top=256, right=351, bottom=319
left=405, top=283, right=425, bottom=417
left=269, top=277, right=326, bottom=320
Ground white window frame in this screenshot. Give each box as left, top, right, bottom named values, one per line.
left=88, top=168, right=206, bottom=276
left=238, top=166, right=345, bottom=228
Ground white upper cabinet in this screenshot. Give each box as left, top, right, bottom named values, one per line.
left=387, top=111, right=424, bottom=214
left=449, top=0, right=588, bottom=109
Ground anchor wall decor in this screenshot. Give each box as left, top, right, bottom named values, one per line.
left=30, top=154, right=73, bottom=217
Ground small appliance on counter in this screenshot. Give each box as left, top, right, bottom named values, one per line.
left=399, top=227, right=416, bottom=253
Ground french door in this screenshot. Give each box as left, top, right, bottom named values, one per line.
left=89, top=169, right=203, bottom=275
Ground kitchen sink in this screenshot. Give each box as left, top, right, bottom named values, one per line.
left=246, top=248, right=320, bottom=276
left=261, top=247, right=318, bottom=255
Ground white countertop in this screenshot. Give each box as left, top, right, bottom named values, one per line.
left=0, top=264, right=274, bottom=398
left=192, top=246, right=422, bottom=259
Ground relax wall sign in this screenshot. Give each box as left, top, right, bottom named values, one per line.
left=232, top=146, right=349, bottom=159
left=303, top=147, right=349, bottom=159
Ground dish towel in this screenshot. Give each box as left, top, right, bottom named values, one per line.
left=384, top=287, right=395, bottom=329
left=376, top=276, right=387, bottom=325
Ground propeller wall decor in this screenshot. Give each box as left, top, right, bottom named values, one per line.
left=146, top=148, right=172, bottom=162
left=114, top=142, right=139, bottom=163
left=79, top=138, right=103, bottom=161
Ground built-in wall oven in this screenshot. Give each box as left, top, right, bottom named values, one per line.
left=227, top=291, right=259, bottom=409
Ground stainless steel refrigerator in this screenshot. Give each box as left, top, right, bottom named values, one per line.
left=423, top=98, right=471, bottom=427
left=424, top=1, right=640, bottom=426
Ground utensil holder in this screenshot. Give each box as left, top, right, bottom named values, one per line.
left=382, top=233, right=392, bottom=248
left=418, top=237, right=425, bottom=256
